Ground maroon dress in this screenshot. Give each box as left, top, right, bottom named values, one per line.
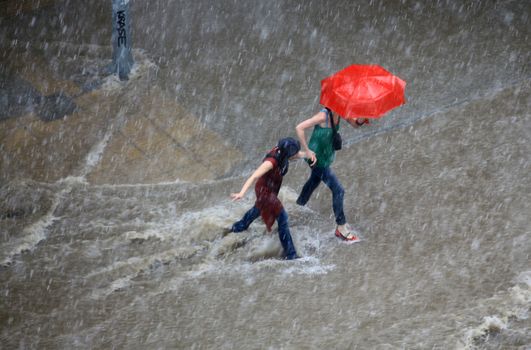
left=254, top=156, right=284, bottom=231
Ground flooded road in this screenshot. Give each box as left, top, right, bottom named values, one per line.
left=1, top=0, right=530, bottom=348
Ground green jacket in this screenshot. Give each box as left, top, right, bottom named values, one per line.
left=308, top=109, right=339, bottom=168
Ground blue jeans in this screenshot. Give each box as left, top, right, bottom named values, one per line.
left=296, top=166, right=346, bottom=225
left=231, top=207, right=298, bottom=260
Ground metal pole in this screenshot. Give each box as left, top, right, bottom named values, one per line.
left=111, top=0, right=133, bottom=80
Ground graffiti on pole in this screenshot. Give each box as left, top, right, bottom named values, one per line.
left=117, top=10, right=127, bottom=47
left=111, top=0, right=133, bottom=80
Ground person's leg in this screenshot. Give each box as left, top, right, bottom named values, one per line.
left=276, top=208, right=298, bottom=259
left=321, top=167, right=346, bottom=226
left=321, top=168, right=359, bottom=241
left=296, top=167, right=323, bottom=206
left=231, top=206, right=260, bottom=232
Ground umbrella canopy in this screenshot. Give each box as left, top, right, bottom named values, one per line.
left=320, top=64, right=406, bottom=119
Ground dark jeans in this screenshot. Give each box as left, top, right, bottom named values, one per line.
left=231, top=207, right=298, bottom=260
left=296, top=166, right=346, bottom=225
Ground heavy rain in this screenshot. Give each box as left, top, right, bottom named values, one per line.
left=1, top=0, right=530, bottom=348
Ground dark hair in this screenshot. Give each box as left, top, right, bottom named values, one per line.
left=277, top=137, right=300, bottom=158
left=265, top=137, right=300, bottom=176
left=325, top=107, right=334, bottom=125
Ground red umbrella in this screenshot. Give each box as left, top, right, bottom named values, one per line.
left=320, top=64, right=406, bottom=119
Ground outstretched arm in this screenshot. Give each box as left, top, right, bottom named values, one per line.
left=295, top=111, right=326, bottom=166
left=230, top=160, right=274, bottom=201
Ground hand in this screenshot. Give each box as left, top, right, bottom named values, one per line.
left=230, top=192, right=244, bottom=201
left=306, top=150, right=317, bottom=166
left=355, top=118, right=369, bottom=126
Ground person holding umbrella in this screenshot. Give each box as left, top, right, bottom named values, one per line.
left=295, top=64, right=406, bottom=241
left=295, top=108, right=367, bottom=241
left=225, top=137, right=310, bottom=260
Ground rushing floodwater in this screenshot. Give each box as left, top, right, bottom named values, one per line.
left=1, top=0, right=530, bottom=349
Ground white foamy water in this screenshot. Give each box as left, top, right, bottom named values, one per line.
left=459, top=270, right=531, bottom=349
left=1, top=1, right=530, bottom=348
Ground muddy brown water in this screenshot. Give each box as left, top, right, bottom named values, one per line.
left=1, top=1, right=530, bottom=349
